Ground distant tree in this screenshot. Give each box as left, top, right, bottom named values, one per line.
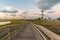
left=48, top=17, right=51, bottom=20
left=45, top=18, right=47, bottom=20
left=57, top=18, right=60, bottom=20
left=38, top=18, right=41, bottom=20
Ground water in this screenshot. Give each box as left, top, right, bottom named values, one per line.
left=0, top=21, right=10, bottom=25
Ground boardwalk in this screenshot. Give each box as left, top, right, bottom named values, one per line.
left=13, top=25, right=36, bottom=40
left=0, top=23, right=60, bottom=40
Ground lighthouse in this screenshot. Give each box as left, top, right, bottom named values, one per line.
left=41, top=10, right=44, bottom=20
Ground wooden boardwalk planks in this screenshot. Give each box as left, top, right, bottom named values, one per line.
left=13, top=26, right=36, bottom=40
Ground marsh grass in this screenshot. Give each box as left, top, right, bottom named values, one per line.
left=0, top=19, right=27, bottom=27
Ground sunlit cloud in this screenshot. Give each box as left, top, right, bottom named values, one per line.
left=4, top=6, right=12, bottom=10
left=0, top=6, right=18, bottom=13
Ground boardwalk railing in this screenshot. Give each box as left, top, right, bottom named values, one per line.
left=31, top=23, right=60, bottom=40
left=0, top=24, right=26, bottom=40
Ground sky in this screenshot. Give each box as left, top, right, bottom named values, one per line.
left=0, top=0, right=37, bottom=11
left=0, top=0, right=60, bottom=19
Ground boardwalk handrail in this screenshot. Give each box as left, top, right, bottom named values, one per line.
left=0, top=24, right=26, bottom=40
left=31, top=23, right=60, bottom=40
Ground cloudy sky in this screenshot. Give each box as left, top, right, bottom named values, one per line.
left=0, top=0, right=60, bottom=19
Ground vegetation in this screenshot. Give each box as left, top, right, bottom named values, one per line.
left=10, top=19, right=27, bottom=24
left=57, top=18, right=60, bottom=20
left=0, top=19, right=28, bottom=27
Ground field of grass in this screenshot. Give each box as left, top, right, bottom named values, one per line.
left=31, top=19, right=60, bottom=35
left=10, top=19, right=28, bottom=24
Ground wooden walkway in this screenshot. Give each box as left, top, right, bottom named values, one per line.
left=13, top=25, right=36, bottom=40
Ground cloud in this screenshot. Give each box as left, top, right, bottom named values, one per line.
left=4, top=6, right=12, bottom=10
left=48, top=11, right=55, bottom=14
left=0, top=10, right=18, bottom=13
left=0, top=6, right=18, bottom=13
left=37, top=0, right=60, bottom=10
left=0, top=9, right=42, bottom=19
left=0, top=9, right=28, bottom=19
left=10, top=14, right=16, bottom=16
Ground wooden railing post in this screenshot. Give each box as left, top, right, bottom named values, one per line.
left=7, top=27, right=10, bottom=40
